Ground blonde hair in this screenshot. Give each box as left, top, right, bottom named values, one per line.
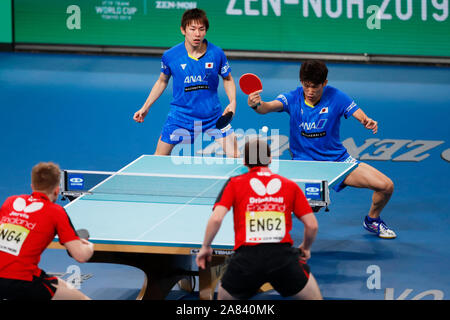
left=31, top=162, right=61, bottom=193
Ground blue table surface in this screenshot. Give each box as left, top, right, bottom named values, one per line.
left=62, top=155, right=356, bottom=249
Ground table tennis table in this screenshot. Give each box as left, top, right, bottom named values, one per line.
left=50, top=155, right=357, bottom=300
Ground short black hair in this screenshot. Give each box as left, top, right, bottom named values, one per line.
left=244, top=138, right=271, bottom=168
left=299, top=60, right=328, bottom=85
left=181, top=8, right=209, bottom=31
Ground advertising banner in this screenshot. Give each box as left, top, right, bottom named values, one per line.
left=0, top=0, right=12, bottom=45
left=13, top=0, right=450, bottom=57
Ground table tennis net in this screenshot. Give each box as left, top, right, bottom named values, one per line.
left=62, top=170, right=233, bottom=205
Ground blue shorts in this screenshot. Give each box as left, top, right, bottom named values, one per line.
left=160, top=114, right=233, bottom=145
left=332, top=154, right=360, bottom=192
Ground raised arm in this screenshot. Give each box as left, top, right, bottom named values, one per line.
left=247, top=90, right=283, bottom=114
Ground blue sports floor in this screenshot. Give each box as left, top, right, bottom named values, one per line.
left=0, top=52, right=449, bottom=300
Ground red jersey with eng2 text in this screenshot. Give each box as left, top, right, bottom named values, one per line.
left=0, top=192, right=79, bottom=281
left=214, top=166, right=312, bottom=251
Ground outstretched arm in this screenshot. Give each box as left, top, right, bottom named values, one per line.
left=247, top=90, right=284, bottom=114
left=352, top=108, right=378, bottom=134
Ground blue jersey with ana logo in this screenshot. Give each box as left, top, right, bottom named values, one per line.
left=276, top=85, right=359, bottom=161
left=161, top=40, right=231, bottom=126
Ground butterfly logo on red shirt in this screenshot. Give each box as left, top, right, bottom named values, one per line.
left=13, top=197, right=44, bottom=213
left=249, top=178, right=282, bottom=196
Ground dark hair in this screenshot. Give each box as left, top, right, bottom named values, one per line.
left=181, top=8, right=209, bottom=31
left=31, top=162, right=61, bottom=193
left=299, top=60, right=328, bottom=85
left=244, top=139, right=271, bottom=168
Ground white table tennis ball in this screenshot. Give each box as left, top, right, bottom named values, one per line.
left=261, top=126, right=269, bottom=133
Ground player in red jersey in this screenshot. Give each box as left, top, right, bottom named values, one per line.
left=0, top=162, right=94, bottom=300
left=196, top=139, right=322, bottom=300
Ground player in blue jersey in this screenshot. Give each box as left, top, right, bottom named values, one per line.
left=133, top=8, right=239, bottom=157
left=246, top=60, right=396, bottom=239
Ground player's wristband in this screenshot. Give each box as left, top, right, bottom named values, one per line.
left=251, top=102, right=261, bottom=110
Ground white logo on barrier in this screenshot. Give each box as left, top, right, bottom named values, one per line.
left=225, top=0, right=448, bottom=23
left=250, top=178, right=281, bottom=196
left=367, top=5, right=381, bottom=30
left=66, top=5, right=81, bottom=30
left=156, top=1, right=197, bottom=10
left=305, top=186, right=320, bottom=193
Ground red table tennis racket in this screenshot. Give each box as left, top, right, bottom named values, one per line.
left=239, top=73, right=263, bottom=95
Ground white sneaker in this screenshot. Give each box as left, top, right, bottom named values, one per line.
left=363, top=216, right=397, bottom=239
